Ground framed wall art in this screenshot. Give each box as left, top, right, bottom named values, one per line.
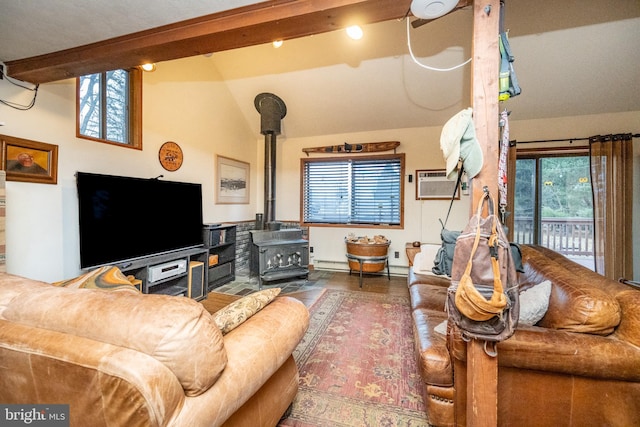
left=415, top=169, right=459, bottom=200
left=216, top=155, right=249, bottom=204
left=0, top=134, right=58, bottom=184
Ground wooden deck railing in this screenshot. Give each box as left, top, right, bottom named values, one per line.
left=513, top=217, right=594, bottom=257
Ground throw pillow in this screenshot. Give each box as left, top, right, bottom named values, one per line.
left=213, top=288, right=281, bottom=334
left=413, top=244, right=447, bottom=276
left=518, top=280, right=552, bottom=326
left=413, top=252, right=427, bottom=273
left=52, top=266, right=140, bottom=293
left=434, top=319, right=448, bottom=335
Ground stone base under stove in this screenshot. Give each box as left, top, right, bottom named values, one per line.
left=215, top=269, right=330, bottom=296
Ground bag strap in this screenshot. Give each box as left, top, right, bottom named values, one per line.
left=440, top=165, right=464, bottom=229
left=488, top=200, right=505, bottom=298
left=462, top=191, right=488, bottom=277
left=463, top=190, right=505, bottom=299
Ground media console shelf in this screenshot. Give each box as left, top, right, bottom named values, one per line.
left=203, top=224, right=236, bottom=292
left=116, top=247, right=208, bottom=301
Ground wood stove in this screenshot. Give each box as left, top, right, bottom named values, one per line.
left=250, top=93, right=309, bottom=287
left=249, top=229, right=309, bottom=288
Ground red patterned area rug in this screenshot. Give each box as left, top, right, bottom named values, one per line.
left=279, top=289, right=429, bottom=427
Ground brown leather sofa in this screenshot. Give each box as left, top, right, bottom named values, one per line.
left=408, top=244, right=640, bottom=427
left=0, top=272, right=309, bottom=427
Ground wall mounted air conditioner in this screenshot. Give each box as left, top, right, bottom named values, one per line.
left=415, top=169, right=459, bottom=200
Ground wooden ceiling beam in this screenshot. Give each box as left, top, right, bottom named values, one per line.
left=4, top=0, right=410, bottom=84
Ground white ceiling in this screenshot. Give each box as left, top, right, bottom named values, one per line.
left=1, top=0, right=639, bottom=139
left=0, top=0, right=266, bottom=61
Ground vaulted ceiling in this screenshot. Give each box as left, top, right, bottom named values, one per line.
left=1, top=0, right=639, bottom=139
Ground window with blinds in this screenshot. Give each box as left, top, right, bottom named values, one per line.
left=301, top=154, right=404, bottom=227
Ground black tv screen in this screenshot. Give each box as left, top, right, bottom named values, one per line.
left=77, top=172, right=203, bottom=269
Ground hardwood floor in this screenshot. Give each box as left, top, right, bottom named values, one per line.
left=315, top=270, right=408, bottom=294
left=201, top=270, right=408, bottom=313
left=200, top=292, right=241, bottom=313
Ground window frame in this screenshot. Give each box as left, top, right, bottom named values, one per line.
left=75, top=67, right=142, bottom=150
left=300, top=153, right=405, bottom=229
left=513, top=145, right=594, bottom=263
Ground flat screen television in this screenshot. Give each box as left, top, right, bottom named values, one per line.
left=77, top=172, right=203, bottom=269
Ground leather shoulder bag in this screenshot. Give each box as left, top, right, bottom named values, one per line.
left=446, top=188, right=519, bottom=343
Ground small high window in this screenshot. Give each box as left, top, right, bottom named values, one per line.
left=76, top=68, right=141, bottom=149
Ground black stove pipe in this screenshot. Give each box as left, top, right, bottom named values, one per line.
left=254, top=93, right=287, bottom=228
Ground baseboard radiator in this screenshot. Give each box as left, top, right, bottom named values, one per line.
left=312, top=259, right=407, bottom=276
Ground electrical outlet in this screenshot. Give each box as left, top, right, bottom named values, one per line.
left=310, top=246, right=314, bottom=253
left=394, top=251, right=399, bottom=259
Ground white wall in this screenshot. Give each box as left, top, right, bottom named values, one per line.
left=1, top=57, right=638, bottom=282
left=273, top=112, right=640, bottom=278
left=274, top=127, right=473, bottom=274
left=0, top=56, right=258, bottom=282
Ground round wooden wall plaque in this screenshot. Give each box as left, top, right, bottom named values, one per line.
left=158, top=141, right=183, bottom=171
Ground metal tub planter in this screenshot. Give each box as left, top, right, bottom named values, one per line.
left=345, top=235, right=391, bottom=287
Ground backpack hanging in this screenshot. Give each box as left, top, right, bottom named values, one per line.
left=446, top=188, right=520, bottom=344
left=432, top=166, right=464, bottom=276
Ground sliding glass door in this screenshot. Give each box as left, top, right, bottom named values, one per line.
left=513, top=151, right=594, bottom=269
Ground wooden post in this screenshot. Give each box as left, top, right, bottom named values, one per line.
left=471, top=0, right=500, bottom=203
left=467, top=1, right=501, bottom=426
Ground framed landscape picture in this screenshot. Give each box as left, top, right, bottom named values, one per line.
left=216, top=155, right=249, bottom=204
left=0, top=134, right=58, bottom=184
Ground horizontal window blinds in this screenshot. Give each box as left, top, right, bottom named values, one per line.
left=351, top=158, right=401, bottom=224
left=303, top=156, right=401, bottom=225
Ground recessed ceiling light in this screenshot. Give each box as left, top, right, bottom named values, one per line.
left=346, top=25, right=363, bottom=40
left=140, top=63, right=156, bottom=72
left=272, top=40, right=283, bottom=48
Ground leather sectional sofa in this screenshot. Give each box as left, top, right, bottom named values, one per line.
left=408, top=244, right=640, bottom=426
left=0, top=272, right=309, bottom=427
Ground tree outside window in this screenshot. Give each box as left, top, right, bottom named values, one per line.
left=76, top=68, right=141, bottom=149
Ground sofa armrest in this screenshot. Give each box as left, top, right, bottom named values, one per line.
left=2, top=283, right=228, bottom=396
left=412, top=309, right=452, bottom=386
left=174, top=296, right=310, bottom=426
left=449, top=324, right=640, bottom=382
left=614, top=289, right=640, bottom=347
left=0, top=319, right=185, bottom=427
